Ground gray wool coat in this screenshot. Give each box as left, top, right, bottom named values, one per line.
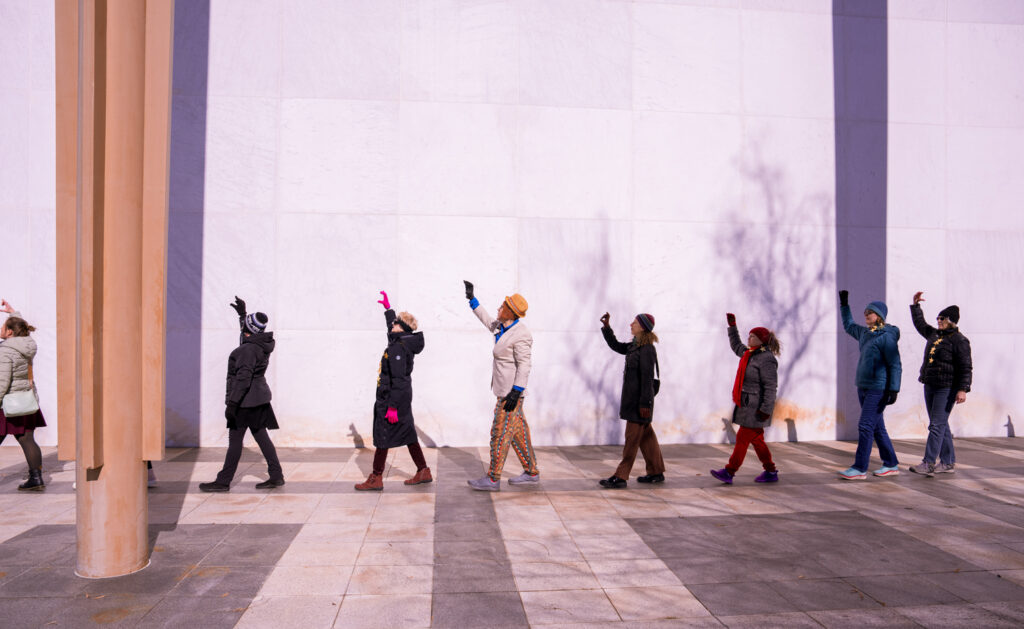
left=728, top=325, right=778, bottom=429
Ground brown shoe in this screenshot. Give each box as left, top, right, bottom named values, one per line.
left=404, top=467, right=433, bottom=485
left=355, top=472, right=383, bottom=491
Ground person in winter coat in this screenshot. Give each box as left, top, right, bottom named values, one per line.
left=838, top=291, right=902, bottom=480
left=200, top=297, right=284, bottom=492
left=463, top=281, right=539, bottom=491
left=0, top=300, right=46, bottom=491
left=711, top=314, right=781, bottom=484
left=355, top=291, right=430, bottom=490
left=907, top=293, right=972, bottom=477
left=598, top=312, right=665, bottom=489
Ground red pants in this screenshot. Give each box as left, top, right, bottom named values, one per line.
left=726, top=426, right=776, bottom=474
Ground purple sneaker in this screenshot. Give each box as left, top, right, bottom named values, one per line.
left=710, top=468, right=733, bottom=485
left=754, top=471, right=779, bottom=483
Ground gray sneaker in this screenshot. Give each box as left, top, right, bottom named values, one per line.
left=909, top=462, right=935, bottom=477
left=508, top=472, right=540, bottom=485
left=467, top=476, right=500, bottom=492
left=935, top=463, right=956, bottom=474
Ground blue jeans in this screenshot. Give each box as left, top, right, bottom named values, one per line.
left=923, top=385, right=956, bottom=465
left=852, top=388, right=898, bottom=472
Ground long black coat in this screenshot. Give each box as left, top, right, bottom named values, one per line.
left=728, top=326, right=778, bottom=429
left=602, top=327, right=657, bottom=424
left=910, top=304, right=972, bottom=392
left=225, top=332, right=278, bottom=431
left=373, top=310, right=425, bottom=449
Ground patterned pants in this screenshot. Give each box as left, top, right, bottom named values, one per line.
left=487, top=396, right=538, bottom=482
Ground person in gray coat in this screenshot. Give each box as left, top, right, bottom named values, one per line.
left=0, top=300, right=47, bottom=491
left=200, top=297, right=283, bottom=492
left=711, top=313, right=781, bottom=484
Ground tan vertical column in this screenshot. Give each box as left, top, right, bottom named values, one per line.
left=55, top=0, right=175, bottom=578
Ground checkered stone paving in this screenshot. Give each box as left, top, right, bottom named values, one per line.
left=2, top=438, right=1024, bottom=627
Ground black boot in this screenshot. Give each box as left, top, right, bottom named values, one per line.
left=18, top=469, right=45, bottom=492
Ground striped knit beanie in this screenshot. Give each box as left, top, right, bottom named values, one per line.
left=636, top=313, right=655, bottom=332
left=244, top=312, right=268, bottom=334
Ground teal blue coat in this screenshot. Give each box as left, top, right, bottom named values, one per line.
left=841, top=304, right=902, bottom=391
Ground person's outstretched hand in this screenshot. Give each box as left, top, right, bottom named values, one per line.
left=913, top=291, right=924, bottom=305
left=463, top=280, right=475, bottom=301
left=839, top=290, right=849, bottom=307
left=0, top=299, right=14, bottom=314
left=726, top=313, right=736, bottom=327
left=230, top=296, right=247, bottom=317
left=600, top=312, right=610, bottom=328
left=378, top=291, right=391, bottom=310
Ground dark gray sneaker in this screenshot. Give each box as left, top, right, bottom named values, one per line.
left=909, top=462, right=935, bottom=477
left=508, top=472, right=540, bottom=485
left=467, top=476, right=500, bottom=492
left=935, top=463, right=956, bottom=474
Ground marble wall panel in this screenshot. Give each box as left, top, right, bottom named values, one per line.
left=399, top=0, right=518, bottom=104
left=947, top=21, right=1024, bottom=127
left=517, top=0, right=632, bottom=109
left=281, top=0, right=400, bottom=100
left=203, top=96, right=280, bottom=213
left=274, top=213, right=399, bottom=331
left=888, top=18, right=946, bottom=126
left=208, top=0, right=282, bottom=98
left=278, top=99, right=399, bottom=214
left=887, top=124, right=946, bottom=229
left=398, top=102, right=517, bottom=216
left=741, top=116, right=836, bottom=227
left=517, top=218, right=634, bottom=333
left=946, top=229, right=1024, bottom=335
left=516, top=107, right=632, bottom=220
left=946, top=126, right=1024, bottom=232
left=741, top=8, right=834, bottom=118
left=394, top=215, right=518, bottom=332
left=633, top=111, right=743, bottom=222
left=633, top=2, right=742, bottom=113
left=0, top=90, right=30, bottom=211
left=947, top=0, right=1024, bottom=25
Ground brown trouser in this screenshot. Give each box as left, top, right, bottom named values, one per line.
left=614, top=421, right=665, bottom=480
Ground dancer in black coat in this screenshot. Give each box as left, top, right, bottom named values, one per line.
left=598, top=312, right=666, bottom=489
left=356, top=291, right=430, bottom=490
left=200, top=297, right=284, bottom=492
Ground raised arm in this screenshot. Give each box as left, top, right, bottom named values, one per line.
left=727, top=326, right=747, bottom=358
left=601, top=323, right=631, bottom=355
left=909, top=292, right=936, bottom=339
left=465, top=280, right=500, bottom=333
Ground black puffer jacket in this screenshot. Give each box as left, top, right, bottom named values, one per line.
left=373, top=309, right=425, bottom=449
left=602, top=326, right=657, bottom=425
left=910, top=304, right=972, bottom=392
left=225, top=332, right=275, bottom=407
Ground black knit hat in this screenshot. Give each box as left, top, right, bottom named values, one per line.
left=938, top=305, right=959, bottom=324
left=244, top=312, right=269, bottom=334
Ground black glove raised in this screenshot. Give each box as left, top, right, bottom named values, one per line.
left=600, top=312, right=610, bottom=329
left=839, top=290, right=849, bottom=307
left=231, top=296, right=247, bottom=317
left=463, top=280, right=475, bottom=301
left=726, top=312, right=736, bottom=327
left=502, top=388, right=522, bottom=412
left=225, top=402, right=239, bottom=422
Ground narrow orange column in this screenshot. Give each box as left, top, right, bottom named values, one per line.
left=55, top=0, right=174, bottom=578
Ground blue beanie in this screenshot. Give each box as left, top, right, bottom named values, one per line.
left=865, top=301, right=887, bottom=320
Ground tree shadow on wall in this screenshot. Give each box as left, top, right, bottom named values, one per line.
left=545, top=219, right=626, bottom=446
left=714, top=140, right=835, bottom=438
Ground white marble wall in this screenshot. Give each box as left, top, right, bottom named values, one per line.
left=2, top=0, right=1022, bottom=448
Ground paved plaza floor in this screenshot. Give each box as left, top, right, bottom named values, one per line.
left=2, top=438, right=1024, bottom=628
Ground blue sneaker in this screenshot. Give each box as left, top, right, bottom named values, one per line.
left=467, top=476, right=500, bottom=492
left=839, top=467, right=867, bottom=480
left=754, top=471, right=779, bottom=483
left=873, top=465, right=900, bottom=477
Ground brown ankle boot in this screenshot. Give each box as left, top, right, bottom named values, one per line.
left=355, top=472, right=383, bottom=491
left=404, top=467, right=433, bottom=485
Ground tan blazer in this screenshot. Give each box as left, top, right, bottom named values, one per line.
left=473, top=305, right=533, bottom=398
